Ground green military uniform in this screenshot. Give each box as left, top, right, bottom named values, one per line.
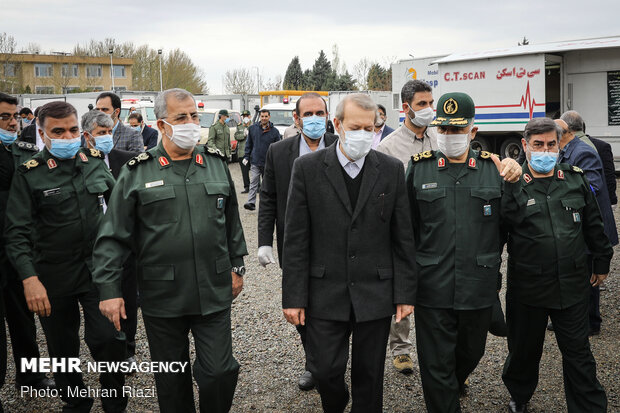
left=93, top=142, right=248, bottom=413
left=501, top=162, right=612, bottom=412
left=4, top=147, right=126, bottom=412
left=208, top=120, right=231, bottom=160
left=235, top=123, right=248, bottom=159
left=406, top=92, right=508, bottom=413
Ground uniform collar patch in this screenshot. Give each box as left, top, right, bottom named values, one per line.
left=79, top=152, right=88, bottom=162
left=158, top=156, right=170, bottom=167
left=47, top=158, right=57, bottom=169
left=437, top=157, right=446, bottom=168
left=557, top=170, right=564, bottom=180
left=195, top=153, right=204, bottom=166
left=468, top=158, right=477, bottom=168
left=523, top=173, right=532, bottom=183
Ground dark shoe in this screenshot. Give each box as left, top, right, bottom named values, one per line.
left=298, top=370, right=315, bottom=391
left=459, top=378, right=469, bottom=397
left=125, top=356, right=137, bottom=376
left=241, top=188, right=249, bottom=194
left=546, top=321, right=554, bottom=331
left=243, top=203, right=255, bottom=211
left=16, top=376, right=56, bottom=391
left=589, top=328, right=600, bottom=337
left=508, top=399, right=527, bottom=413
left=393, top=354, right=414, bottom=375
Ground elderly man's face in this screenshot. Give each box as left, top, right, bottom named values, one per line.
left=85, top=124, right=112, bottom=147
left=157, top=96, right=199, bottom=138
left=334, top=101, right=375, bottom=135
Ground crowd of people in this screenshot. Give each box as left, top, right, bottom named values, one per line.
left=0, top=83, right=615, bottom=413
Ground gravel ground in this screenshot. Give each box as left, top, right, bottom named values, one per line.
left=2, top=162, right=619, bottom=412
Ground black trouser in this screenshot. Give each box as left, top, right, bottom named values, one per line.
left=415, top=306, right=492, bottom=413
left=586, top=255, right=602, bottom=331
left=0, top=288, right=7, bottom=413
left=305, top=314, right=391, bottom=413
left=238, top=158, right=250, bottom=190
left=3, top=275, right=46, bottom=384
left=296, top=325, right=309, bottom=370
left=39, top=285, right=127, bottom=413
left=502, top=297, right=606, bottom=412
left=142, top=308, right=239, bottom=413
left=120, top=255, right=137, bottom=358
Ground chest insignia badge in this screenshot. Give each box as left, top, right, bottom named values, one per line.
left=196, top=154, right=204, bottom=165
left=159, top=156, right=170, bottom=167
left=79, top=152, right=88, bottom=162
left=47, top=159, right=57, bottom=169
left=523, top=173, right=532, bottom=183
left=468, top=158, right=476, bottom=168
left=438, top=158, right=446, bottom=168
left=557, top=170, right=564, bottom=180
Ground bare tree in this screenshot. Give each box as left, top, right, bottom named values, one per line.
left=353, top=57, right=374, bottom=90
left=518, top=36, right=529, bottom=46
left=223, top=68, right=255, bottom=94
left=261, top=75, right=282, bottom=91
left=0, top=33, right=20, bottom=93
left=25, top=43, right=42, bottom=54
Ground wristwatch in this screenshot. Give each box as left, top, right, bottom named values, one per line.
left=232, top=266, right=246, bottom=276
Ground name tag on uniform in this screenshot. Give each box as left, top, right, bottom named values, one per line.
left=145, top=180, right=164, bottom=189
left=43, top=188, right=60, bottom=197
left=217, top=197, right=225, bottom=209
left=573, top=212, right=581, bottom=223
left=483, top=204, right=492, bottom=216
left=526, top=198, right=536, bottom=206
left=422, top=183, right=438, bottom=190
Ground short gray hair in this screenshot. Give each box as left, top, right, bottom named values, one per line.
left=334, top=93, right=378, bottom=123
left=81, top=110, right=113, bottom=134
left=154, top=88, right=195, bottom=119
left=523, top=117, right=562, bottom=142
left=560, top=110, right=584, bottom=132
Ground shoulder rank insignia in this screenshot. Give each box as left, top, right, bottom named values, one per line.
left=127, top=152, right=153, bottom=169
left=20, top=159, right=40, bottom=172
left=206, top=146, right=226, bottom=160
left=16, top=141, right=38, bottom=152
left=572, top=166, right=583, bottom=174
left=479, top=151, right=499, bottom=160
left=411, top=150, right=434, bottom=163
left=88, top=148, right=104, bottom=159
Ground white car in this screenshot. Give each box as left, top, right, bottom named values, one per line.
left=120, top=98, right=157, bottom=128
left=260, top=102, right=296, bottom=135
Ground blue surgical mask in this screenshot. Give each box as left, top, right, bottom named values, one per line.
left=0, top=127, right=18, bottom=145
left=131, top=125, right=141, bottom=132
left=301, top=115, right=326, bottom=140
left=22, top=118, right=32, bottom=125
left=94, top=134, right=113, bottom=154
left=339, top=127, right=374, bottom=161
left=528, top=150, right=558, bottom=173
left=47, top=135, right=81, bottom=159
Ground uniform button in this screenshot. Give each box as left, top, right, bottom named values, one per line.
left=456, top=181, right=460, bottom=185
left=185, top=178, right=190, bottom=183
left=350, top=282, right=355, bottom=286
left=349, top=254, right=356, bottom=259
left=547, top=195, right=551, bottom=199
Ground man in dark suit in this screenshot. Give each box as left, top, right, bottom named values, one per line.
left=81, top=110, right=140, bottom=365
left=19, top=107, right=39, bottom=145
left=282, top=94, right=417, bottom=413
left=373, top=104, right=395, bottom=147
left=95, top=92, right=144, bottom=153
left=258, top=92, right=337, bottom=391
left=128, top=112, right=158, bottom=150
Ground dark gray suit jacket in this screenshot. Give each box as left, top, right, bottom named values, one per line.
left=258, top=132, right=338, bottom=266
left=281, top=143, right=417, bottom=322
left=113, top=121, right=145, bottom=153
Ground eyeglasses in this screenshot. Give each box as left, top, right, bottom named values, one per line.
left=0, top=114, right=19, bottom=121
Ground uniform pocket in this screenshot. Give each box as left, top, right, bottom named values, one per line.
left=137, top=186, right=178, bottom=225
left=205, top=182, right=230, bottom=219
left=142, top=264, right=175, bottom=281
left=416, top=188, right=446, bottom=223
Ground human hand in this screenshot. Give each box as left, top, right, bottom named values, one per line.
left=283, top=308, right=305, bottom=325
left=491, top=155, right=521, bottom=182
left=232, top=271, right=244, bottom=298
left=395, top=304, right=414, bottom=322
left=23, top=276, right=51, bottom=317
left=99, top=298, right=126, bottom=331
left=242, top=158, right=249, bottom=166
left=590, top=273, right=608, bottom=287
left=257, top=246, right=276, bottom=267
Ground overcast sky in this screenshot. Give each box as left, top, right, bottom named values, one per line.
left=2, top=0, right=619, bottom=94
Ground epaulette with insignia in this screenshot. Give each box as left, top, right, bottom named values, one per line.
left=571, top=166, right=583, bottom=174
left=19, top=158, right=40, bottom=172
left=478, top=150, right=499, bottom=160
left=127, top=152, right=153, bottom=169
left=410, top=150, right=435, bottom=163
left=16, top=141, right=38, bottom=153
left=87, top=148, right=104, bottom=159
left=205, top=146, right=226, bottom=160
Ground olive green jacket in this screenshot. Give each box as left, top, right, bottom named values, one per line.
left=406, top=149, right=509, bottom=310
left=5, top=147, right=114, bottom=298
left=208, top=121, right=231, bottom=159
left=93, top=143, right=247, bottom=317
left=502, top=162, right=613, bottom=309
left=234, top=124, right=249, bottom=159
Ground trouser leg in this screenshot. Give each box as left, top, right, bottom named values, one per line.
left=120, top=255, right=137, bottom=358
left=191, top=308, right=239, bottom=413
left=0, top=291, right=7, bottom=391
left=350, top=316, right=391, bottom=413
left=586, top=256, right=601, bottom=331
left=80, top=286, right=127, bottom=413
left=306, top=316, right=351, bottom=413
left=247, top=165, right=262, bottom=204
left=502, top=297, right=548, bottom=405
left=295, top=324, right=309, bottom=370
left=551, top=300, right=607, bottom=413
left=39, top=295, right=93, bottom=412
left=414, top=306, right=460, bottom=413
left=239, top=159, right=250, bottom=190
left=142, top=314, right=194, bottom=413
left=3, top=275, right=45, bottom=384
left=454, top=307, right=492, bottom=386
left=388, top=314, right=412, bottom=356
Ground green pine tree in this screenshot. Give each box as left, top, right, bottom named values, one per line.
left=283, top=56, right=303, bottom=90
left=311, top=50, right=332, bottom=91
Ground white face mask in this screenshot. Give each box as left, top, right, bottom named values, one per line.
left=243, top=117, right=251, bottom=124
left=408, top=105, right=435, bottom=127
left=437, top=131, right=471, bottom=158
left=339, top=126, right=374, bottom=161
left=375, top=116, right=385, bottom=127
left=163, top=120, right=200, bottom=150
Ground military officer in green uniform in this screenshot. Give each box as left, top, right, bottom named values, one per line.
left=4, top=101, right=126, bottom=413
left=0, top=93, right=57, bottom=395
left=235, top=110, right=251, bottom=192
left=406, top=92, right=522, bottom=413
left=501, top=117, right=612, bottom=413
left=208, top=109, right=232, bottom=161
left=94, top=88, right=248, bottom=413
